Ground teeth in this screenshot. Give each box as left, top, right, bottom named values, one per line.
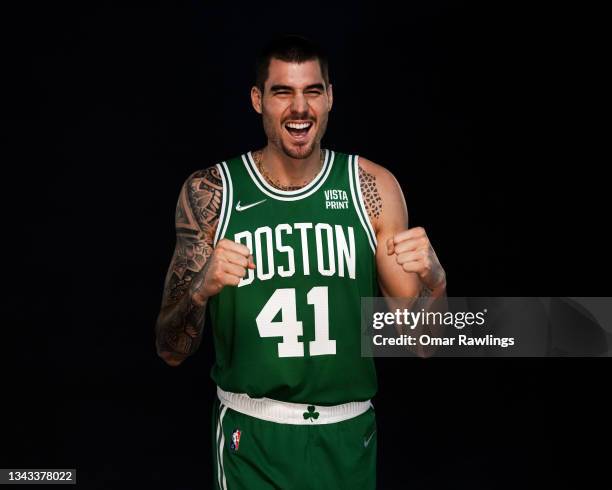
left=286, top=122, right=312, bottom=130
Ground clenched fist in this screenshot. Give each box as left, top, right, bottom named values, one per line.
left=386, top=226, right=446, bottom=291
left=192, top=238, right=256, bottom=304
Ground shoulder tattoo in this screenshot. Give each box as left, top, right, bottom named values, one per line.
left=359, top=164, right=382, bottom=221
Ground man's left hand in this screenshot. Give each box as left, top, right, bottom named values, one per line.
left=386, top=226, right=446, bottom=292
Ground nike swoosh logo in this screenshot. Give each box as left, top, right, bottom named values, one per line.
left=235, top=199, right=266, bottom=212
left=363, top=430, right=376, bottom=448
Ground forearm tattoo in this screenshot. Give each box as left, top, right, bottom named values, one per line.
left=359, top=164, right=382, bottom=222
left=156, top=166, right=222, bottom=357
left=418, top=283, right=434, bottom=297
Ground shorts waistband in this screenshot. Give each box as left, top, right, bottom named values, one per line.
left=216, top=386, right=373, bottom=425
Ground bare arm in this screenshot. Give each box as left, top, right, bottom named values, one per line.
left=154, top=166, right=222, bottom=366
left=358, top=158, right=422, bottom=297
left=359, top=156, right=448, bottom=357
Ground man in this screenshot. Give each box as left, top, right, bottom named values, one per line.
left=155, top=34, right=447, bottom=489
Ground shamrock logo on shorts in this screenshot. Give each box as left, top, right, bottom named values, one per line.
left=303, top=405, right=319, bottom=422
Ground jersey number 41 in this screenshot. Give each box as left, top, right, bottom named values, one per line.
left=256, top=287, right=336, bottom=358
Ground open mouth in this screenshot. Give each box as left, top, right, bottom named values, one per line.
left=284, top=121, right=314, bottom=141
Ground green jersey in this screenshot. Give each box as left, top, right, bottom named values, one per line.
left=208, top=149, right=378, bottom=405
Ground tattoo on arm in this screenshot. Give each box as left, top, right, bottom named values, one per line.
left=359, top=164, right=382, bottom=223
left=155, top=166, right=223, bottom=359
left=418, top=283, right=434, bottom=297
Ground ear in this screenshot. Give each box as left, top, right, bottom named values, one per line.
left=251, top=86, right=263, bottom=114
left=327, top=83, right=333, bottom=112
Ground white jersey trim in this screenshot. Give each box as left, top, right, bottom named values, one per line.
left=242, top=149, right=334, bottom=201
left=214, top=162, right=233, bottom=246
left=217, top=386, right=372, bottom=425
left=216, top=403, right=228, bottom=490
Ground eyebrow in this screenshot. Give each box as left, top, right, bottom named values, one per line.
left=269, top=83, right=326, bottom=93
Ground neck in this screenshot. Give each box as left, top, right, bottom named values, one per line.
left=257, top=145, right=323, bottom=189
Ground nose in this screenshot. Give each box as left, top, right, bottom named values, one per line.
left=290, top=92, right=309, bottom=114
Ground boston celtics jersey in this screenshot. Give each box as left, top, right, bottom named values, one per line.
left=207, top=149, right=378, bottom=405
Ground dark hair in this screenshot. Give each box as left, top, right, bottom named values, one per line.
left=254, top=34, right=329, bottom=92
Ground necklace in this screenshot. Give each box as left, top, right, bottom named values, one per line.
left=254, top=149, right=324, bottom=191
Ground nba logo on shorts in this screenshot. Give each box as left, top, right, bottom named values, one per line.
left=230, top=429, right=241, bottom=451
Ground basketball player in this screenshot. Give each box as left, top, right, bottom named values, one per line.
left=155, top=35, right=446, bottom=489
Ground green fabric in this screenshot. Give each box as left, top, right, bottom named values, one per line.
left=208, top=150, right=379, bottom=405
left=212, top=399, right=377, bottom=489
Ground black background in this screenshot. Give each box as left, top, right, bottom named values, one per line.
left=2, top=1, right=608, bottom=488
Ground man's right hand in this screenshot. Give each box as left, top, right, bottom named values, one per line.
left=192, top=238, right=256, bottom=303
